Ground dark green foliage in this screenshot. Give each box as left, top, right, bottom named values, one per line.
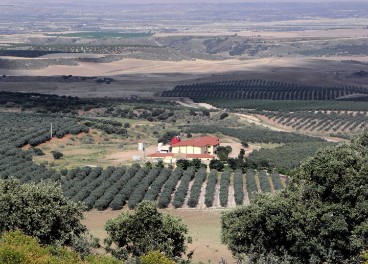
left=0, top=112, right=89, bottom=183
left=157, top=168, right=183, bottom=208
left=197, top=99, right=368, bottom=111
left=0, top=179, right=86, bottom=246
left=220, top=113, right=229, bottom=120
left=209, top=159, right=224, bottom=171
left=271, top=172, right=284, bottom=191
left=105, top=201, right=188, bottom=260
left=128, top=168, right=161, bottom=209
left=247, top=141, right=334, bottom=171
left=227, top=157, right=245, bottom=171
left=245, top=169, right=258, bottom=200
left=233, top=170, right=244, bottom=205
left=93, top=166, right=139, bottom=210
left=222, top=131, right=368, bottom=263
left=204, top=170, right=218, bottom=207
left=82, top=167, right=126, bottom=210
left=241, top=142, right=249, bottom=148
left=188, top=125, right=323, bottom=144
left=258, top=170, right=271, bottom=193
left=202, top=110, right=210, bottom=117
left=187, top=168, right=207, bottom=208
left=158, top=131, right=179, bottom=144
left=163, top=79, right=368, bottom=102
left=176, top=159, right=190, bottom=170
left=69, top=167, right=106, bottom=203
left=52, top=151, right=64, bottom=160
left=263, top=110, right=368, bottom=134
left=172, top=167, right=195, bottom=208
left=110, top=168, right=148, bottom=210
left=219, top=171, right=231, bottom=207
left=30, top=147, right=44, bottom=156
left=216, top=146, right=232, bottom=161
left=143, top=168, right=171, bottom=202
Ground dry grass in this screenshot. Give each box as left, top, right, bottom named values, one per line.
left=31, top=128, right=159, bottom=169
left=2, top=55, right=367, bottom=98
left=83, top=208, right=235, bottom=263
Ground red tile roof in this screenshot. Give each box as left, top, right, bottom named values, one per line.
left=171, top=136, right=220, bottom=147
left=186, top=154, right=214, bottom=159
left=147, top=153, right=174, bottom=158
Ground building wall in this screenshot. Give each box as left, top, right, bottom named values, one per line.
left=207, top=145, right=218, bottom=155
left=148, top=156, right=176, bottom=164
left=172, top=146, right=203, bottom=154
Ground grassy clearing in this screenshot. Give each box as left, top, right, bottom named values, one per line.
left=31, top=126, right=159, bottom=170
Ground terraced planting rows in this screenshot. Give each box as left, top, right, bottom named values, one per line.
left=162, top=79, right=368, bottom=101
left=0, top=112, right=90, bottom=182
left=61, top=166, right=287, bottom=210
left=262, top=111, right=368, bottom=133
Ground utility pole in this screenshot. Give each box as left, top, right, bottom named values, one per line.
left=143, top=143, right=146, bottom=162
left=50, top=123, right=53, bottom=139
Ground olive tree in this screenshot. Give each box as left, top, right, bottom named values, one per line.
left=222, top=131, right=368, bottom=263
left=0, top=179, right=86, bottom=247
left=105, top=201, right=189, bottom=260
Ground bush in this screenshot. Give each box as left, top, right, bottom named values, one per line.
left=0, top=230, right=81, bottom=264
left=140, top=251, right=175, bottom=264
left=209, top=159, right=224, bottom=171
left=0, top=230, right=120, bottom=264
left=220, top=112, right=229, bottom=120
left=52, top=151, right=64, bottom=160
left=105, top=201, right=188, bottom=260
left=31, top=147, right=45, bottom=156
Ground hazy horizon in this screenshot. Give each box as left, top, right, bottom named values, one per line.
left=2, top=0, right=367, bottom=4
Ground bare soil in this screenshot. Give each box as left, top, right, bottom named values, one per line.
left=1, top=56, right=368, bottom=98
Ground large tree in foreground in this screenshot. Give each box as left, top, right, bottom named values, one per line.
left=0, top=179, right=86, bottom=247
left=105, top=201, right=189, bottom=260
left=222, top=131, right=368, bottom=263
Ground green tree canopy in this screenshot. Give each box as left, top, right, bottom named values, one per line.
left=209, top=159, right=224, bottom=171
left=222, top=131, right=368, bottom=263
left=105, top=201, right=189, bottom=260
left=0, top=179, right=86, bottom=247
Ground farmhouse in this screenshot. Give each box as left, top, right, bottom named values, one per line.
left=171, top=136, right=219, bottom=156
left=147, top=135, right=220, bottom=163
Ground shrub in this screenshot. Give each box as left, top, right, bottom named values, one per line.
left=140, top=251, right=175, bottom=264
left=105, top=201, right=188, bottom=260
left=52, top=151, right=63, bottom=160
